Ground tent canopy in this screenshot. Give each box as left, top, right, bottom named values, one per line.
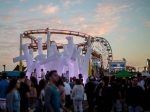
left=115, top=70, right=133, bottom=78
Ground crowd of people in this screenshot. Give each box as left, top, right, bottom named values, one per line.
left=0, top=69, right=150, bottom=112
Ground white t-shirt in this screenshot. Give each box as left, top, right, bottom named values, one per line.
left=138, top=80, right=145, bottom=90
left=64, top=82, right=71, bottom=95
left=39, top=89, right=45, bottom=106
left=41, top=72, right=45, bottom=80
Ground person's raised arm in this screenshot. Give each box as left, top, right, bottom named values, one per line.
left=45, top=86, right=53, bottom=112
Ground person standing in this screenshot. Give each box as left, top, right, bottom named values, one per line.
left=137, top=73, right=145, bottom=90
left=56, top=76, right=66, bottom=112
left=63, top=77, right=72, bottom=110
left=45, top=70, right=69, bottom=112
left=97, top=76, right=114, bottom=112
left=26, top=79, right=37, bottom=110
left=126, top=77, right=144, bottom=112
left=72, top=79, right=84, bottom=112
left=0, top=72, right=9, bottom=112
left=143, top=79, right=150, bottom=112
left=84, top=76, right=95, bottom=112
left=31, top=69, right=37, bottom=79
left=41, top=69, right=45, bottom=80
left=6, top=79, right=21, bottom=112
left=18, top=72, right=30, bottom=112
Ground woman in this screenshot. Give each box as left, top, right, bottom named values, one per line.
left=6, top=79, right=21, bottom=112
left=26, top=79, right=37, bottom=110
left=97, top=76, right=114, bottom=112
left=72, top=79, right=84, bottom=112
left=56, top=76, right=65, bottom=112
left=35, top=79, right=46, bottom=112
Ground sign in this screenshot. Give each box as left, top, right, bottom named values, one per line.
left=111, top=63, right=125, bottom=68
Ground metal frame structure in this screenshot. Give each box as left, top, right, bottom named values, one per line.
left=22, top=28, right=113, bottom=69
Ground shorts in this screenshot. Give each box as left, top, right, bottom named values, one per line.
left=0, top=98, right=6, bottom=110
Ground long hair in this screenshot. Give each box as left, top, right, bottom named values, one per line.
left=37, top=79, right=46, bottom=98
left=56, top=76, right=65, bottom=87
left=6, top=79, right=18, bottom=94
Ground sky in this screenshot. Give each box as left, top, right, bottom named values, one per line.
left=0, top=0, right=150, bottom=71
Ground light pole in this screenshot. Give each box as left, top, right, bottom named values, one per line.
left=3, top=65, right=7, bottom=72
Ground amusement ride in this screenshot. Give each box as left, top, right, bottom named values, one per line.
left=20, top=28, right=113, bottom=72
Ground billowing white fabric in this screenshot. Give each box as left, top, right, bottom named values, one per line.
left=37, top=38, right=43, bottom=55
left=29, top=49, right=33, bottom=62
left=80, top=47, right=92, bottom=82
left=13, top=55, right=26, bottom=63
left=13, top=36, right=92, bottom=83
left=66, top=37, right=74, bottom=58
left=22, top=44, right=32, bottom=67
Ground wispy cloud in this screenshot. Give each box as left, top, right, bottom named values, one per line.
left=43, top=4, right=59, bottom=14
left=10, top=9, right=17, bottom=13
left=29, top=5, right=43, bottom=12
left=70, top=15, right=84, bottom=24
left=146, top=21, right=150, bottom=27
left=63, top=0, right=84, bottom=7
left=120, top=28, right=137, bottom=32
left=0, top=15, right=12, bottom=21
left=20, top=0, right=26, bottom=2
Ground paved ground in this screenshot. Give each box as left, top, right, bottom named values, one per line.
left=70, top=100, right=128, bottom=112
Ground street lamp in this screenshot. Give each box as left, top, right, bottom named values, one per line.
left=3, top=64, right=7, bottom=72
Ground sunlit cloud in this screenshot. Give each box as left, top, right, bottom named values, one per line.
left=10, top=9, right=17, bottom=13
left=146, top=21, right=150, bottom=27
left=0, top=15, right=12, bottom=21
left=63, top=0, right=84, bottom=7
left=29, top=5, right=43, bottom=11
left=43, top=4, right=58, bottom=14
left=20, top=0, right=26, bottom=2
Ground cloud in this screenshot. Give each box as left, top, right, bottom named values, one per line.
left=95, top=3, right=130, bottom=18
left=0, top=15, right=12, bottom=21
left=146, top=21, right=150, bottom=27
left=117, top=36, right=125, bottom=41
left=10, top=9, right=17, bottom=13
left=43, top=4, right=58, bottom=14
left=63, top=0, right=84, bottom=7
left=29, top=5, right=43, bottom=12
left=120, top=28, right=137, bottom=32
left=70, top=15, right=85, bottom=24
left=20, top=0, right=26, bottom=2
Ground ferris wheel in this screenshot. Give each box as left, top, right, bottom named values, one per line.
left=91, top=37, right=113, bottom=69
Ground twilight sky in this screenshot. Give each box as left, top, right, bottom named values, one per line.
left=0, top=0, right=150, bottom=71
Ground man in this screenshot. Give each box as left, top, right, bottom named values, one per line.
left=18, top=72, right=30, bottom=112
left=143, top=79, right=150, bottom=111
left=126, top=77, right=144, bottom=112
left=84, top=76, right=95, bottom=112
left=65, top=71, right=69, bottom=81
left=110, top=76, right=122, bottom=112
left=31, top=69, right=37, bottom=79
left=0, top=72, right=9, bottom=112
left=45, top=70, right=69, bottom=112
left=63, top=77, right=72, bottom=110
left=137, top=73, right=145, bottom=89
left=41, top=69, right=45, bottom=80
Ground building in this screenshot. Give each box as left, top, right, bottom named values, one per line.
left=108, top=59, right=126, bottom=73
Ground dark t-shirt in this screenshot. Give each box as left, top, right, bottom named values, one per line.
left=126, top=86, right=143, bottom=107
left=85, top=82, right=95, bottom=100
left=110, top=82, right=120, bottom=99
left=143, top=88, right=150, bottom=110
left=18, top=82, right=30, bottom=111
left=120, top=84, right=127, bottom=99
